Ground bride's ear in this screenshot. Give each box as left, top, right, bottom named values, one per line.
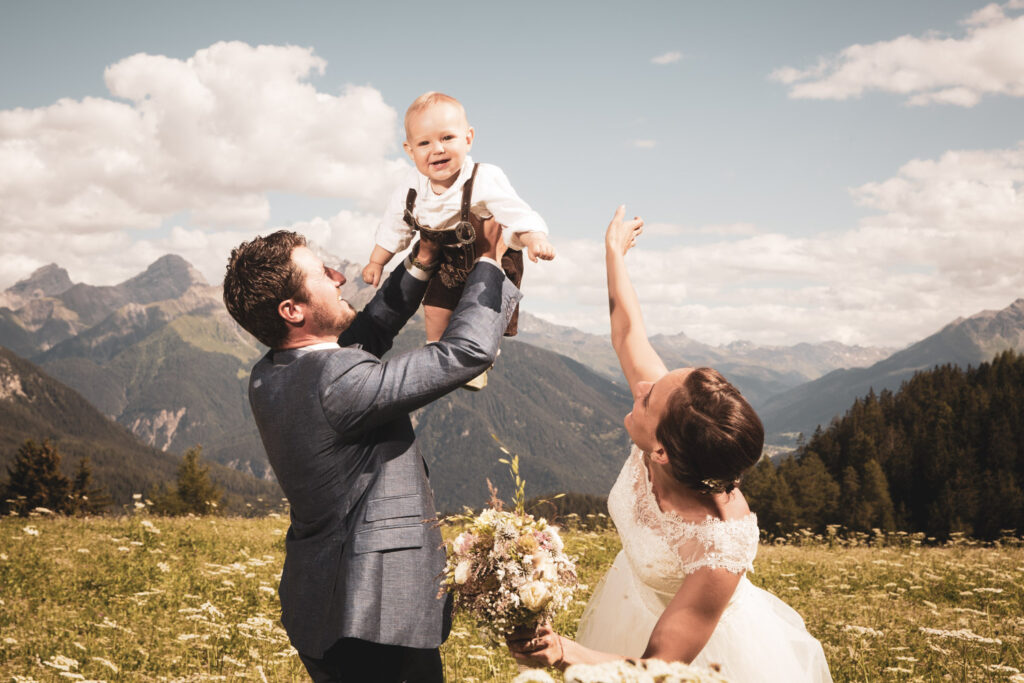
left=649, top=445, right=669, bottom=466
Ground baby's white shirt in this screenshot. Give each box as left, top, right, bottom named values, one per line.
left=374, top=156, right=548, bottom=253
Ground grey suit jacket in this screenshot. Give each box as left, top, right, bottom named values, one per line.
left=249, top=259, right=521, bottom=658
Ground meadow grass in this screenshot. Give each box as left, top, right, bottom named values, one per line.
left=1, top=514, right=1022, bottom=681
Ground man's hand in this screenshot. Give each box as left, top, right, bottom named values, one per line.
left=415, top=237, right=441, bottom=268
left=518, top=232, right=556, bottom=263
left=362, top=262, right=384, bottom=286
left=475, top=217, right=505, bottom=262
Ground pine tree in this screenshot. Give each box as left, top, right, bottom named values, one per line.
left=1, top=439, right=72, bottom=515
left=150, top=446, right=223, bottom=515
left=782, top=452, right=840, bottom=530
left=742, top=459, right=799, bottom=536
left=860, top=459, right=896, bottom=531
left=69, top=457, right=113, bottom=515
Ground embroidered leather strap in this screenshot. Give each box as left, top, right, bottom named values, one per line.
left=402, top=164, right=480, bottom=287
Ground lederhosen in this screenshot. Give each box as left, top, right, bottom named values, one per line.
left=404, top=163, right=523, bottom=336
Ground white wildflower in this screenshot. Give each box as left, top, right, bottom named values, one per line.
left=512, top=670, right=556, bottom=683
left=986, top=664, right=1021, bottom=673
left=92, top=657, right=119, bottom=673
left=157, top=561, right=170, bottom=573
left=140, top=519, right=161, bottom=534
left=843, top=624, right=883, bottom=637
left=454, top=560, right=472, bottom=585
left=22, top=526, right=39, bottom=536
left=43, top=655, right=79, bottom=671
left=919, top=627, right=1002, bottom=644
left=199, top=601, right=224, bottom=618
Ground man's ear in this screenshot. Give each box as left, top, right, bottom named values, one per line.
left=278, top=298, right=304, bottom=325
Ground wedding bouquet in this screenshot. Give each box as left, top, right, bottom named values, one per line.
left=441, top=447, right=579, bottom=637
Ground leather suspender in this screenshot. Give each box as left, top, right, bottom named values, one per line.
left=401, top=164, right=480, bottom=286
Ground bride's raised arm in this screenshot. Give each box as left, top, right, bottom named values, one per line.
left=605, top=205, right=668, bottom=394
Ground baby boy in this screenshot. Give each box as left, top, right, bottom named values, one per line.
left=363, top=92, right=554, bottom=387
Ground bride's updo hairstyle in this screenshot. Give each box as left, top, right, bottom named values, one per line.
left=655, top=368, right=764, bottom=494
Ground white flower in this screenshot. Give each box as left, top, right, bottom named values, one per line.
left=512, top=670, right=557, bottom=683
left=454, top=560, right=473, bottom=585
left=533, top=559, right=558, bottom=582
left=519, top=581, right=551, bottom=612
left=547, top=528, right=564, bottom=552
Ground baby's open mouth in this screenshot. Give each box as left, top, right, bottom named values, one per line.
left=430, top=158, right=450, bottom=167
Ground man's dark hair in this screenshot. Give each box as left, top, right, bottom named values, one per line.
left=223, top=231, right=308, bottom=348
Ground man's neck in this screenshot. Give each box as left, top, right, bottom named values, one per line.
left=277, top=333, right=339, bottom=350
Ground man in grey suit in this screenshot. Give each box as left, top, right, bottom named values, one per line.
left=223, top=220, right=519, bottom=682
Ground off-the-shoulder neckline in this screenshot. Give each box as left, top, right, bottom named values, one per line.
left=630, top=445, right=758, bottom=527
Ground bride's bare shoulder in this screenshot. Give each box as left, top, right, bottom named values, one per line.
left=714, top=488, right=752, bottom=522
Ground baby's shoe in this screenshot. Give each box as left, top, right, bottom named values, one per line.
left=461, top=349, right=500, bottom=391
left=462, top=369, right=488, bottom=391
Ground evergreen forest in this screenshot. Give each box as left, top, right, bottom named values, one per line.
left=744, top=349, right=1024, bottom=540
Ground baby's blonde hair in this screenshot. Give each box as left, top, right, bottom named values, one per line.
left=404, top=92, right=467, bottom=137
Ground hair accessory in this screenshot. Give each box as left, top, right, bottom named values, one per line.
left=699, top=477, right=737, bottom=494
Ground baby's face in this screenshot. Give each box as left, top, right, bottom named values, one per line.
left=403, top=102, right=474, bottom=190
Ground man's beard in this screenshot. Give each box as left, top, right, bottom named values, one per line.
left=312, top=299, right=354, bottom=337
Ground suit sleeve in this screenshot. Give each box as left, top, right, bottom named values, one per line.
left=336, top=260, right=429, bottom=358
left=321, top=262, right=522, bottom=435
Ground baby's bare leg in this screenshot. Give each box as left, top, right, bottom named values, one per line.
left=424, top=305, right=454, bottom=343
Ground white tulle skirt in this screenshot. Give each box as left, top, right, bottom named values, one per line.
left=576, top=551, right=832, bottom=682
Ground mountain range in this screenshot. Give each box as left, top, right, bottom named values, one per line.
left=0, top=346, right=280, bottom=510
left=759, top=298, right=1024, bottom=438
left=2, top=255, right=1022, bottom=508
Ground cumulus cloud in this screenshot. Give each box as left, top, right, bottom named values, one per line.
left=770, top=1, right=1024, bottom=106
left=651, top=51, right=683, bottom=65
left=643, top=222, right=759, bottom=237
left=526, top=142, right=1024, bottom=346
left=0, top=41, right=406, bottom=286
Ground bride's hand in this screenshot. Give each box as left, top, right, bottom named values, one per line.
left=506, top=623, right=566, bottom=668
left=605, top=204, right=644, bottom=256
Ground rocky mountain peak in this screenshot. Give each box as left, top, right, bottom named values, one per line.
left=122, top=254, right=207, bottom=303
left=5, top=264, right=74, bottom=301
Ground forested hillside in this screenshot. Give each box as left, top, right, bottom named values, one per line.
left=745, top=349, right=1024, bottom=540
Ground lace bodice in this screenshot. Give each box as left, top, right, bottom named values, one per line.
left=607, top=446, right=759, bottom=602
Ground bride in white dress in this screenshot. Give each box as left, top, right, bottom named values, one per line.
left=509, top=207, right=831, bottom=681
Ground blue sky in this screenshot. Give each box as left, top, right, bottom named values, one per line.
left=2, top=0, right=1022, bottom=347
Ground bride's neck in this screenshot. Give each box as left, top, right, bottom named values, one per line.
left=645, top=452, right=710, bottom=516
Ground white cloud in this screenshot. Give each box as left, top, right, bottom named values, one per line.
left=770, top=2, right=1024, bottom=106
left=651, top=51, right=683, bottom=65
left=644, top=222, right=759, bottom=237
left=0, top=41, right=403, bottom=235
left=527, top=142, right=1024, bottom=346
left=632, top=139, right=656, bottom=149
